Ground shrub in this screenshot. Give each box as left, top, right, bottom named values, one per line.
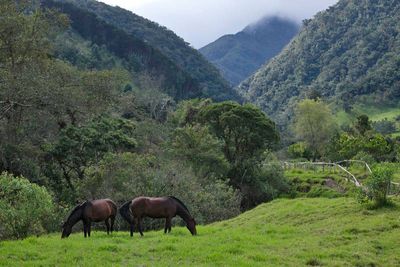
left=358, top=165, right=394, bottom=207
left=352, top=151, right=376, bottom=165
left=287, top=142, right=312, bottom=160
left=0, top=172, right=55, bottom=240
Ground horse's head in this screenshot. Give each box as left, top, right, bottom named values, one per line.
left=186, top=218, right=197, bottom=236
left=61, top=222, right=72, bottom=238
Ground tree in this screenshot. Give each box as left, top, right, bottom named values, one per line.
left=0, top=172, right=55, bottom=239
left=196, top=101, right=281, bottom=208
left=169, top=124, right=228, bottom=179
left=293, top=99, right=337, bottom=161
left=354, top=115, right=372, bottom=135
left=45, top=117, right=136, bottom=191
left=358, top=165, right=394, bottom=207
left=197, top=102, right=279, bottom=164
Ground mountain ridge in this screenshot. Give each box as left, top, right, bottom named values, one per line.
left=200, top=16, right=300, bottom=86
left=50, top=0, right=239, bottom=101
left=237, top=0, right=400, bottom=128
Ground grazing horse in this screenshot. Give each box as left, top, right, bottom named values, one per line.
left=61, top=199, right=117, bottom=238
left=119, top=196, right=197, bottom=236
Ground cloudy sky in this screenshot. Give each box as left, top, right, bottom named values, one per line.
left=99, top=0, right=339, bottom=48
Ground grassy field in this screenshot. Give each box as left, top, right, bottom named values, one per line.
left=1, top=197, right=400, bottom=266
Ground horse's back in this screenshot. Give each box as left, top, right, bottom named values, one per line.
left=85, top=199, right=117, bottom=221
left=131, top=197, right=176, bottom=218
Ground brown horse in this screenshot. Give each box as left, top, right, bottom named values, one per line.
left=119, top=196, right=197, bottom=236
left=61, top=199, right=117, bottom=238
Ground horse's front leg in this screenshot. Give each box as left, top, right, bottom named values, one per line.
left=83, top=221, right=87, bottom=238
left=138, top=217, right=144, bottom=236
left=166, top=217, right=172, bottom=233
left=105, top=218, right=110, bottom=235
left=88, top=221, right=92, bottom=237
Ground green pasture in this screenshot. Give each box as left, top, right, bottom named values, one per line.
left=1, top=198, right=400, bottom=266
left=335, top=103, right=400, bottom=136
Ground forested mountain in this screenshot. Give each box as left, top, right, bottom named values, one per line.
left=238, top=0, right=400, bottom=128
left=200, top=17, right=299, bottom=86
left=45, top=0, right=237, bottom=101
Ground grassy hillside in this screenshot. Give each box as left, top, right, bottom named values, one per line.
left=238, top=0, right=400, bottom=128
left=1, top=197, right=400, bottom=266
left=334, top=102, right=400, bottom=136
left=200, top=17, right=299, bottom=86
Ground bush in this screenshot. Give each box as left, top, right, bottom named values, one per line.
left=352, top=151, right=376, bottom=165
left=0, top=172, right=55, bottom=240
left=358, top=165, right=394, bottom=207
left=287, top=142, right=312, bottom=160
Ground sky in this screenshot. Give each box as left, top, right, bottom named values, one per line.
left=99, top=0, right=339, bottom=48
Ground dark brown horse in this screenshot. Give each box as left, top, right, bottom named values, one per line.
left=61, top=199, right=117, bottom=238
left=119, top=196, right=197, bottom=236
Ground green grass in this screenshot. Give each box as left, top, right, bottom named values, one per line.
left=1, top=198, right=400, bottom=266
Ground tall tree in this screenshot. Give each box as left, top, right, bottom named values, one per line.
left=293, top=99, right=337, bottom=161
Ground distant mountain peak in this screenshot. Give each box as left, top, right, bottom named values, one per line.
left=199, top=15, right=300, bottom=86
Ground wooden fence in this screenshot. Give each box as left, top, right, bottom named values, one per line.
left=283, top=160, right=400, bottom=196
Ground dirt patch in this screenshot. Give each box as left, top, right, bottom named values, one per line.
left=324, top=178, right=346, bottom=193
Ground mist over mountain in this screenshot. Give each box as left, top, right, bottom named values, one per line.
left=200, top=16, right=300, bottom=86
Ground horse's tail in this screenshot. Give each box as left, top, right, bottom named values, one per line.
left=119, top=201, right=133, bottom=224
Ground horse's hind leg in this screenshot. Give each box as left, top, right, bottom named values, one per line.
left=164, top=218, right=168, bottom=234
left=83, top=222, right=88, bottom=238
left=105, top=218, right=110, bottom=235
left=88, top=222, right=92, bottom=237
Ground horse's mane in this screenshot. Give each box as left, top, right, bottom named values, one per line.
left=168, top=196, right=191, bottom=215
left=119, top=200, right=133, bottom=224
left=66, top=201, right=88, bottom=222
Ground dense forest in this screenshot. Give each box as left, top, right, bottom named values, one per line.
left=238, top=0, right=400, bottom=129
left=200, top=16, right=299, bottom=86
left=50, top=0, right=238, bottom=102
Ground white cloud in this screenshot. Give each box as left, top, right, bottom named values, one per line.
left=98, top=0, right=339, bottom=48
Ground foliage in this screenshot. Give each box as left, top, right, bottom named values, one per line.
left=287, top=142, right=312, bottom=160
left=372, top=119, right=397, bottom=135
left=197, top=102, right=279, bottom=164
left=200, top=16, right=299, bottom=85
left=0, top=1, right=129, bottom=184
left=78, top=153, right=241, bottom=225
left=45, top=117, right=137, bottom=191
left=358, top=165, right=394, bottom=207
left=0, top=173, right=55, bottom=240
left=169, top=125, right=228, bottom=179
left=354, top=115, right=372, bottom=135
left=170, top=100, right=284, bottom=209
left=293, top=99, right=338, bottom=160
